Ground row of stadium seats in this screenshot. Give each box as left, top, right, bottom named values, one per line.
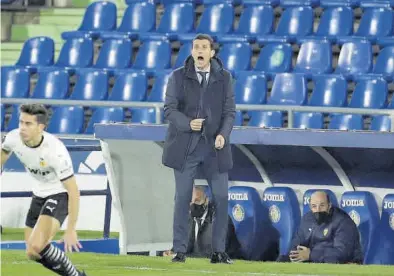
left=3, top=68, right=394, bottom=108
left=227, top=186, right=394, bottom=264
left=62, top=2, right=393, bottom=46
left=1, top=103, right=391, bottom=133
left=6, top=36, right=394, bottom=80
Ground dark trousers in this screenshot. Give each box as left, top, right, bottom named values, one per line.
left=173, top=138, right=229, bottom=254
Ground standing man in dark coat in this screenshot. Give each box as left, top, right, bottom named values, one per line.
left=162, top=34, right=236, bottom=264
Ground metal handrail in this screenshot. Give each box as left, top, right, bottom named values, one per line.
left=2, top=98, right=394, bottom=131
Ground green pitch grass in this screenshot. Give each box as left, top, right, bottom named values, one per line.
left=2, top=250, right=394, bottom=276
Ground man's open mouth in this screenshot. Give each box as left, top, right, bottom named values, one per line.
left=197, top=56, right=204, bottom=61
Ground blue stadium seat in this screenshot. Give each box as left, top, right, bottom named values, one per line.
left=293, top=112, right=324, bottom=129
left=340, top=191, right=380, bottom=262
left=335, top=40, right=373, bottom=79
left=328, top=114, right=364, bottom=130
left=140, top=2, right=194, bottom=41
left=108, top=71, right=147, bottom=101
left=370, top=115, right=391, bottom=131
left=234, top=111, right=243, bottom=126
left=14, top=36, right=54, bottom=72
left=254, top=43, right=293, bottom=77
left=234, top=71, right=267, bottom=105
left=309, top=75, right=347, bottom=107
left=147, top=71, right=171, bottom=102
left=279, top=0, right=319, bottom=6
left=100, top=2, right=155, bottom=40
left=31, top=70, right=69, bottom=99
left=365, top=194, right=394, bottom=264
left=62, top=1, right=117, bottom=40
left=219, top=5, right=274, bottom=43
left=262, top=187, right=301, bottom=256
left=294, top=40, right=333, bottom=76
left=53, top=38, right=94, bottom=73
left=0, top=104, right=5, bottom=131
left=302, top=189, right=339, bottom=215
left=133, top=40, right=172, bottom=74
left=389, top=98, right=394, bottom=109
left=70, top=71, right=109, bottom=101
left=178, top=3, right=234, bottom=42
left=85, top=107, right=125, bottom=134
left=313, top=7, right=353, bottom=42
left=268, top=73, right=308, bottom=105
left=174, top=42, right=192, bottom=69
left=248, top=111, right=283, bottom=128
left=359, top=0, right=393, bottom=8
left=319, top=0, right=360, bottom=7
left=349, top=77, right=388, bottom=109
left=228, top=186, right=279, bottom=261
left=355, top=8, right=393, bottom=39
left=93, top=39, right=132, bottom=73
left=218, top=42, right=252, bottom=73
left=377, top=36, right=394, bottom=47
left=373, top=46, right=394, bottom=81
left=6, top=105, right=20, bottom=131
left=131, top=108, right=157, bottom=124
left=47, top=106, right=84, bottom=134
left=242, top=0, right=279, bottom=5
left=1, top=67, right=30, bottom=98
left=257, top=7, right=313, bottom=43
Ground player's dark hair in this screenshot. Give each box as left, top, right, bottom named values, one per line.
left=19, top=104, right=49, bottom=125
left=193, top=33, right=214, bottom=50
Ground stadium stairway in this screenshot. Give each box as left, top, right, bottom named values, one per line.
left=0, top=0, right=126, bottom=66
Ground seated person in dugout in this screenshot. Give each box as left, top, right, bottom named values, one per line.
left=164, top=186, right=242, bottom=259
left=278, top=191, right=363, bottom=264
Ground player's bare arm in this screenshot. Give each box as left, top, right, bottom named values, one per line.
left=61, top=175, right=82, bottom=253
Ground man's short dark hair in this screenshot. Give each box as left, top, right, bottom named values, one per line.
left=193, top=33, right=214, bottom=50
left=19, top=104, right=49, bottom=125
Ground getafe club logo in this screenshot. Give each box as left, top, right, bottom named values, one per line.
left=232, top=204, right=245, bottom=222
left=323, top=228, right=329, bottom=237
left=269, top=205, right=281, bottom=223
left=389, top=213, right=394, bottom=231
left=39, top=157, right=46, bottom=167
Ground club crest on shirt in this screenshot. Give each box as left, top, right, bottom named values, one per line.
left=39, top=157, right=47, bottom=167
left=323, top=228, right=329, bottom=237
left=232, top=204, right=245, bottom=222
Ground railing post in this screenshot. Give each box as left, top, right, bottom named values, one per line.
left=155, top=106, right=162, bottom=124
left=288, top=109, right=294, bottom=128
left=391, top=113, right=394, bottom=132
left=103, top=181, right=112, bottom=239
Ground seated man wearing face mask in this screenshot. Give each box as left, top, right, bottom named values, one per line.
left=278, top=191, right=363, bottom=264
left=164, top=186, right=242, bottom=259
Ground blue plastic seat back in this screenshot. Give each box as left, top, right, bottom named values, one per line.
left=6, top=105, right=20, bottom=131
left=1, top=67, right=30, bottom=98
left=85, top=107, right=125, bottom=134
left=370, top=115, right=391, bottom=131
left=355, top=8, right=393, bottom=37
left=55, top=38, right=94, bottom=68
left=248, top=111, right=283, bottom=128
left=70, top=71, right=109, bottom=101
left=340, top=191, right=380, bottom=262
left=235, top=5, right=274, bottom=36
left=336, top=40, right=373, bottom=76
left=196, top=3, right=234, bottom=35
left=254, top=43, right=292, bottom=73
left=131, top=107, right=157, bottom=124
left=133, top=40, right=172, bottom=70
left=228, top=186, right=278, bottom=261
left=16, top=36, right=54, bottom=67
left=94, top=39, right=132, bottom=69
left=0, top=104, right=5, bottom=131
left=157, top=3, right=194, bottom=34
left=373, top=46, right=394, bottom=79
left=293, top=112, right=324, bottom=129
left=320, top=0, right=360, bottom=7
left=118, top=2, right=156, bottom=33
left=109, top=71, right=147, bottom=101
left=78, top=1, right=117, bottom=32
left=316, top=7, right=353, bottom=37
left=309, top=75, right=348, bottom=107
left=279, top=0, right=320, bottom=6
left=349, top=77, right=388, bottom=109
left=174, top=42, right=192, bottom=69
left=148, top=71, right=172, bottom=102
left=234, top=71, right=267, bottom=104
left=302, top=189, right=339, bottom=215
left=31, top=70, right=69, bottom=99
left=295, top=40, right=332, bottom=75
left=218, top=42, right=252, bottom=72
left=268, top=73, right=308, bottom=105
left=328, top=114, right=364, bottom=130
left=47, top=106, right=84, bottom=134
left=262, top=187, right=301, bottom=256
left=234, top=110, right=243, bottom=126
left=365, top=194, right=394, bottom=265
left=276, top=7, right=313, bottom=37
